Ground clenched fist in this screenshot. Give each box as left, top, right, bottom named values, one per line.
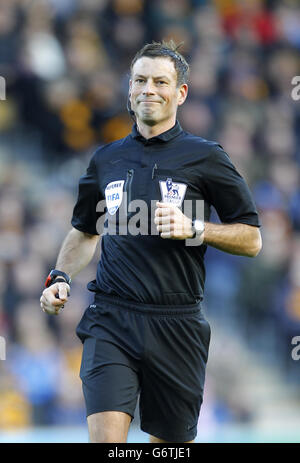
left=154, top=202, right=194, bottom=239
left=40, top=282, right=70, bottom=316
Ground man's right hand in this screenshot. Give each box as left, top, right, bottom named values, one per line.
left=40, top=282, right=70, bottom=316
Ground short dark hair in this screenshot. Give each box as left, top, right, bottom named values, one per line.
left=130, top=40, right=189, bottom=87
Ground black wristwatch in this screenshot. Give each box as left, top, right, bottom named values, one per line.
left=191, top=219, right=205, bottom=243
left=45, top=269, right=72, bottom=288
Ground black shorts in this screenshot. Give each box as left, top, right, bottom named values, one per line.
left=76, top=293, right=211, bottom=442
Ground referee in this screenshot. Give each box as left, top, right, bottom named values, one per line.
left=40, top=41, right=262, bottom=443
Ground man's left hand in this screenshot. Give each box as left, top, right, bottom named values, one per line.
left=154, top=202, right=193, bottom=240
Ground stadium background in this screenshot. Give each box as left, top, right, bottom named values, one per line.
left=0, top=0, right=300, bottom=443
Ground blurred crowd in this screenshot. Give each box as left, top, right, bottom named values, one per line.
left=0, top=0, right=300, bottom=431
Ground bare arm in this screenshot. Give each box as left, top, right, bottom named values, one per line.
left=55, top=227, right=100, bottom=279
left=40, top=227, right=100, bottom=315
left=203, top=222, right=262, bottom=257
left=155, top=202, right=262, bottom=258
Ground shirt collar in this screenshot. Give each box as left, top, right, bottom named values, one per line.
left=131, top=120, right=182, bottom=144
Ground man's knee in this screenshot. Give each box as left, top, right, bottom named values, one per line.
left=87, top=411, right=132, bottom=443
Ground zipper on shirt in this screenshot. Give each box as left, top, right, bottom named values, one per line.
left=124, top=169, right=134, bottom=207
left=151, top=163, right=158, bottom=179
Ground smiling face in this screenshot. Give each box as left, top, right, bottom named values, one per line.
left=129, top=56, right=188, bottom=128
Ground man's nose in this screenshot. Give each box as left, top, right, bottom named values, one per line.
left=142, top=80, right=155, bottom=94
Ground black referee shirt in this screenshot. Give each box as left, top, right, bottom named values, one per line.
left=71, top=121, right=260, bottom=306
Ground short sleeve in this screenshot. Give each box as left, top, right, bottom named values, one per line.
left=71, top=152, right=104, bottom=235
left=202, top=144, right=261, bottom=227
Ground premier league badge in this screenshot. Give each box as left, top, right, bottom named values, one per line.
left=159, top=178, right=187, bottom=207
left=105, top=180, right=125, bottom=215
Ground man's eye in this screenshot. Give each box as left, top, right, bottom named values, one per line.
left=158, top=81, right=167, bottom=85
left=136, top=79, right=144, bottom=83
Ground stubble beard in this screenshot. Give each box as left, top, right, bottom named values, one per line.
left=136, top=103, right=173, bottom=128
left=140, top=113, right=158, bottom=126
left=136, top=106, right=159, bottom=126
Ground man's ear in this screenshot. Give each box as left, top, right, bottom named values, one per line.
left=178, top=84, right=188, bottom=106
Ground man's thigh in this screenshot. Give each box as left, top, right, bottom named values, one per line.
left=81, top=350, right=140, bottom=420
left=88, top=411, right=132, bottom=443
left=76, top=305, right=141, bottom=420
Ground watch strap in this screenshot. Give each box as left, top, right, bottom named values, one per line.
left=45, top=270, right=71, bottom=288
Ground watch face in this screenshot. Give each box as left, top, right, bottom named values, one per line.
left=194, top=220, right=204, bottom=234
